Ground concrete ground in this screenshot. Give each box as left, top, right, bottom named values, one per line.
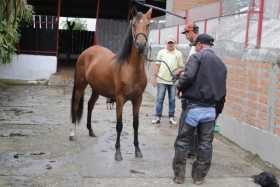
left=0, top=69, right=279, bottom=187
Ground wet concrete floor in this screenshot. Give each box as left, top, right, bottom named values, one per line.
left=0, top=69, right=279, bottom=187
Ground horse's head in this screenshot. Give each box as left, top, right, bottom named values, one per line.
left=130, top=8, right=152, bottom=54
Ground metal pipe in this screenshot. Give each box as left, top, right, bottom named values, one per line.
left=204, top=19, right=208, bottom=33
left=195, top=10, right=248, bottom=23
left=176, top=24, right=179, bottom=43
left=18, top=50, right=57, bottom=55
left=158, top=28, right=160, bottom=44
left=185, top=10, right=189, bottom=25
left=219, top=0, right=224, bottom=21
left=244, top=0, right=255, bottom=48
left=278, top=0, right=280, bottom=18
left=46, top=16, right=48, bottom=29
left=256, top=0, right=264, bottom=48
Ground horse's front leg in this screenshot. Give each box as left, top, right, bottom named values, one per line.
left=132, top=96, right=143, bottom=158
left=115, top=96, right=125, bottom=161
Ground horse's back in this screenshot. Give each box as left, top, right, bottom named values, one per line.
left=77, top=45, right=117, bottom=97
left=85, top=45, right=115, bottom=57
left=79, top=45, right=115, bottom=64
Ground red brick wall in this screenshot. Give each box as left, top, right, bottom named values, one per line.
left=223, top=58, right=278, bottom=134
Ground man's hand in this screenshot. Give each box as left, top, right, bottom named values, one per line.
left=175, top=68, right=184, bottom=77
left=176, top=89, right=182, bottom=98
left=151, top=76, right=157, bottom=87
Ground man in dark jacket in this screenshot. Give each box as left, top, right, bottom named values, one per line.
left=181, top=23, right=200, bottom=159
left=172, top=33, right=227, bottom=185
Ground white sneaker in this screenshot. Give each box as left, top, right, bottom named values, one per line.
left=169, top=117, right=177, bottom=125
left=193, top=178, right=205, bottom=185
left=152, top=117, right=160, bottom=124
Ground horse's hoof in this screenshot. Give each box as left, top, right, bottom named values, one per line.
left=135, top=150, right=143, bottom=158
left=69, top=135, right=76, bottom=141
left=89, top=130, right=96, bottom=137
left=115, top=152, right=123, bottom=161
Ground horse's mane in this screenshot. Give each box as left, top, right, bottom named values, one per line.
left=116, top=12, right=143, bottom=63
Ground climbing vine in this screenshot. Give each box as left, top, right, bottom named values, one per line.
left=0, top=0, right=33, bottom=64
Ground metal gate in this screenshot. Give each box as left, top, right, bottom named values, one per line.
left=95, top=18, right=129, bottom=53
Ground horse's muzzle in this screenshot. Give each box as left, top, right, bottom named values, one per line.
left=134, top=32, right=147, bottom=54
left=136, top=43, right=146, bottom=54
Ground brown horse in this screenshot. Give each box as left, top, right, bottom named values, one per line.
left=70, top=9, right=152, bottom=161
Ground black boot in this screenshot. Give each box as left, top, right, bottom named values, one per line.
left=173, top=107, right=195, bottom=184
left=191, top=121, right=215, bottom=182
left=172, top=150, right=186, bottom=184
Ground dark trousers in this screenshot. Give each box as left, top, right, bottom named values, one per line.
left=173, top=106, right=215, bottom=180
left=180, top=99, right=198, bottom=157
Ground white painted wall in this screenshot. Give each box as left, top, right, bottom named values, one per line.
left=219, top=115, right=280, bottom=169
left=0, top=54, right=57, bottom=81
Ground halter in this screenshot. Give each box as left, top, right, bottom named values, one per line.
left=131, top=19, right=148, bottom=49
left=133, top=32, right=148, bottom=45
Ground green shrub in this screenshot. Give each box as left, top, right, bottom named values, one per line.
left=0, top=0, right=33, bottom=64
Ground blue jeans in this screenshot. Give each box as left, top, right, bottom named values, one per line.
left=185, top=107, right=216, bottom=127
left=155, top=83, right=176, bottom=117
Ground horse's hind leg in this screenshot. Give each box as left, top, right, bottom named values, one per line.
left=87, top=90, right=99, bottom=137
left=132, top=96, right=143, bottom=158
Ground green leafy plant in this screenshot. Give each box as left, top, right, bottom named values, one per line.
left=0, top=0, right=33, bottom=64
left=61, top=18, right=88, bottom=31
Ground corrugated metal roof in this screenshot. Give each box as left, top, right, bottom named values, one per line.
left=27, top=0, right=166, bottom=19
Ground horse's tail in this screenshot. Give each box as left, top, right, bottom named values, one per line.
left=71, top=62, right=85, bottom=124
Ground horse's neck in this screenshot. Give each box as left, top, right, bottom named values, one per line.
left=129, top=46, right=145, bottom=71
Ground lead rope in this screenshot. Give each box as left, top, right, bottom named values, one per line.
left=145, top=45, right=178, bottom=83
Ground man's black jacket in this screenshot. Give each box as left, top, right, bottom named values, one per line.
left=177, top=48, right=227, bottom=114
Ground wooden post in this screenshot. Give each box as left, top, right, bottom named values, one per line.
left=93, top=0, right=101, bottom=45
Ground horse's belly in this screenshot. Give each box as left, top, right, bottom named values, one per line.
left=86, top=62, right=115, bottom=98
left=90, top=80, right=115, bottom=98
left=124, top=83, right=147, bottom=100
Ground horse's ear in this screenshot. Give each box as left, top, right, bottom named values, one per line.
left=145, top=8, right=153, bottom=19
left=128, top=6, right=138, bottom=21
